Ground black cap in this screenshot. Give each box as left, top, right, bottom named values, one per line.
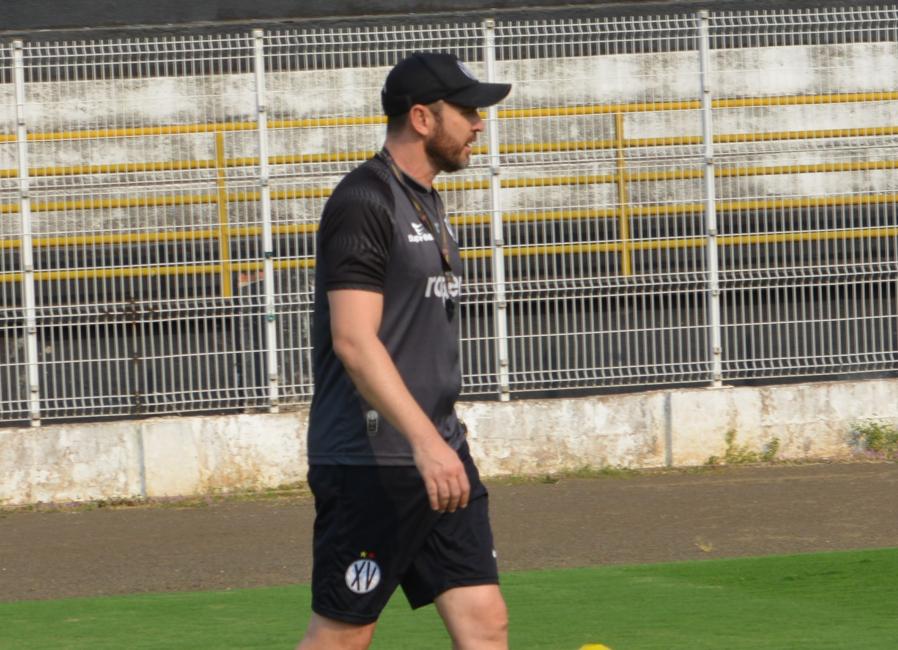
left=381, top=52, right=512, bottom=117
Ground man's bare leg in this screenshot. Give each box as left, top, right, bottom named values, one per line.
left=435, top=584, right=509, bottom=650
left=296, top=612, right=377, bottom=650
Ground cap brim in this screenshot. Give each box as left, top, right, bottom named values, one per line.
left=444, top=82, right=512, bottom=109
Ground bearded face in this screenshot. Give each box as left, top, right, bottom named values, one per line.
left=424, top=107, right=473, bottom=173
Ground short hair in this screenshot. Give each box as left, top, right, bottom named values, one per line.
left=385, top=101, right=444, bottom=136
left=386, top=112, right=408, bottom=135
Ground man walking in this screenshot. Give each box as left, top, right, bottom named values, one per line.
left=297, top=52, right=512, bottom=649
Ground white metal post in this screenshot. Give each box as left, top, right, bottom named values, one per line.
left=484, top=19, right=511, bottom=402
left=13, top=41, right=41, bottom=426
left=698, top=11, right=724, bottom=387
left=253, top=29, right=280, bottom=412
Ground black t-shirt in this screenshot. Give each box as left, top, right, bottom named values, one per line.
left=307, top=155, right=465, bottom=466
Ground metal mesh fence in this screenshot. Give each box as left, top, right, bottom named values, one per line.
left=0, top=42, right=29, bottom=422
left=0, top=6, right=896, bottom=425
left=493, top=15, right=711, bottom=394
left=708, top=8, right=898, bottom=380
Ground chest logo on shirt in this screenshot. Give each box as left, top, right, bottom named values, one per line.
left=408, top=222, right=435, bottom=243
left=425, top=274, right=461, bottom=301
left=345, top=555, right=382, bottom=595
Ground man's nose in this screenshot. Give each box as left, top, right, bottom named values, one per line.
left=472, top=112, right=485, bottom=131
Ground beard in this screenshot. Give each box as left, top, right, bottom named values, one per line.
left=425, top=116, right=470, bottom=173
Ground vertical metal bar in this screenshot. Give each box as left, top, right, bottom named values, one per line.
left=13, top=41, right=41, bottom=426
left=483, top=19, right=510, bottom=402
left=253, top=29, right=280, bottom=412
left=614, top=112, right=632, bottom=276
left=698, top=11, right=723, bottom=387
left=215, top=132, right=233, bottom=298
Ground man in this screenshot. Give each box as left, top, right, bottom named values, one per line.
left=297, top=52, right=512, bottom=650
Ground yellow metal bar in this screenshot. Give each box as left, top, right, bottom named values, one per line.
left=0, top=258, right=314, bottom=284
left=712, top=91, right=898, bottom=109
left=493, top=139, right=617, bottom=155
left=615, top=113, right=632, bottom=276
left=454, top=159, right=898, bottom=191
left=714, top=126, right=898, bottom=144
left=268, top=116, right=386, bottom=130
left=459, top=208, right=621, bottom=227
left=2, top=225, right=895, bottom=283
left=6, top=131, right=898, bottom=186
left=494, top=92, right=898, bottom=119
left=21, top=121, right=260, bottom=142
left=716, top=193, right=898, bottom=213
left=716, top=159, right=898, bottom=178
left=11, top=154, right=888, bottom=198
left=502, top=174, right=618, bottom=189
left=30, top=159, right=216, bottom=177
left=497, top=101, right=701, bottom=119
left=230, top=150, right=377, bottom=167
left=233, top=223, right=318, bottom=237
left=461, top=242, right=623, bottom=259
left=215, top=133, right=233, bottom=298
left=0, top=187, right=333, bottom=215
left=231, top=187, right=333, bottom=202
left=720, top=226, right=898, bottom=247
left=4, top=188, right=898, bottom=228
left=0, top=224, right=319, bottom=251
left=0, top=115, right=387, bottom=145
left=464, top=225, right=898, bottom=260
left=624, top=159, right=898, bottom=184
left=1, top=193, right=218, bottom=215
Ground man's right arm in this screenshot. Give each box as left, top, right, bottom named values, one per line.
left=328, top=288, right=470, bottom=513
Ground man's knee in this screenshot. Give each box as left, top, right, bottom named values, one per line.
left=296, top=613, right=376, bottom=650
left=477, top=595, right=509, bottom=641
left=436, top=584, right=509, bottom=648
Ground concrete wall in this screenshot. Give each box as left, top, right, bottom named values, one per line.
left=0, top=1, right=862, bottom=37
left=3, top=377, right=897, bottom=505
left=3, top=41, right=896, bottom=239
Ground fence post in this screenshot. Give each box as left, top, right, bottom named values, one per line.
left=252, top=29, right=280, bottom=412
left=13, top=40, right=41, bottom=426
left=698, top=11, right=724, bottom=387
left=614, top=112, right=632, bottom=276
left=483, top=19, right=511, bottom=402
left=214, top=132, right=233, bottom=298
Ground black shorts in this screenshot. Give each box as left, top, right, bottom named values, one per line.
left=308, top=443, right=499, bottom=625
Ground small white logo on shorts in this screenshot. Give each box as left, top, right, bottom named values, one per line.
left=346, top=556, right=381, bottom=594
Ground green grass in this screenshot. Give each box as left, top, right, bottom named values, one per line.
left=3, top=549, right=898, bottom=649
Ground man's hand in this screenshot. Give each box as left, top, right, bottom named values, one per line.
left=413, top=437, right=470, bottom=513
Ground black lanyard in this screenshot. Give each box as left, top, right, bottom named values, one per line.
left=376, top=148, right=457, bottom=320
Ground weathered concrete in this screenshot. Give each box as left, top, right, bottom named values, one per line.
left=0, top=1, right=864, bottom=37
left=2, top=377, right=897, bottom=505
left=3, top=41, right=896, bottom=238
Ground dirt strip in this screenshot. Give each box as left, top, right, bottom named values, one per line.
left=2, top=462, right=897, bottom=602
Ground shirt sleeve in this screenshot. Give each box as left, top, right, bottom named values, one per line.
left=318, top=195, right=392, bottom=292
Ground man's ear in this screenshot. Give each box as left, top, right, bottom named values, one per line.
left=407, top=103, right=435, bottom=137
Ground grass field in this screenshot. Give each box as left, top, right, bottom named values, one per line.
left=4, top=548, right=897, bottom=649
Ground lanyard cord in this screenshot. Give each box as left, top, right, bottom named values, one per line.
left=376, top=148, right=454, bottom=277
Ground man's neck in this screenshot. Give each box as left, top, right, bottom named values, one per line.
left=382, top=139, right=438, bottom=189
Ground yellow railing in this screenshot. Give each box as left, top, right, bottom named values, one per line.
left=1, top=89, right=896, bottom=287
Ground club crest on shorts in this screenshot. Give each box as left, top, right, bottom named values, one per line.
left=345, top=552, right=381, bottom=595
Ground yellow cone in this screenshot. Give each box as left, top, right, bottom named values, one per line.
left=580, top=645, right=612, bottom=650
